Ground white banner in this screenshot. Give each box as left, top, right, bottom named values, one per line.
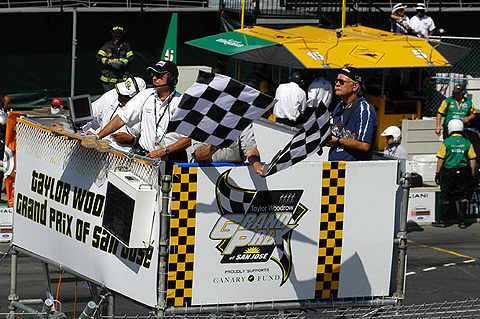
left=167, top=160, right=400, bottom=306
left=13, top=120, right=160, bottom=307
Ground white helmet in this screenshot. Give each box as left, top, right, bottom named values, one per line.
left=448, top=119, right=464, bottom=135
left=381, top=126, right=402, bottom=143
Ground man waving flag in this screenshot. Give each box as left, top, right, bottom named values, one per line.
left=167, top=71, right=275, bottom=147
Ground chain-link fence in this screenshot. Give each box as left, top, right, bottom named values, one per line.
left=424, top=36, right=480, bottom=117
left=3, top=299, right=480, bottom=318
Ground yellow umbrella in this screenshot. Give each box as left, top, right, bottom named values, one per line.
left=188, top=25, right=468, bottom=69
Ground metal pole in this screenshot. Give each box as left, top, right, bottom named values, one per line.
left=394, top=172, right=410, bottom=305
left=70, top=8, right=78, bottom=97
left=157, top=173, right=172, bottom=318
left=42, top=263, right=55, bottom=305
left=79, top=301, right=97, bottom=319
left=107, top=293, right=115, bottom=316
left=8, top=248, right=19, bottom=319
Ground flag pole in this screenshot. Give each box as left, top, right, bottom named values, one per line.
left=342, top=0, right=346, bottom=30
left=241, top=0, right=245, bottom=29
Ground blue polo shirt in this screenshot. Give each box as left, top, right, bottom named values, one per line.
left=328, top=97, right=377, bottom=161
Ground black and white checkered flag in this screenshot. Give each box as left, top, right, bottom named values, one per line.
left=263, top=103, right=331, bottom=177
left=167, top=71, right=275, bottom=147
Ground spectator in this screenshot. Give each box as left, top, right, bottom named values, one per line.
left=89, top=77, right=146, bottom=153
left=327, top=67, right=378, bottom=161
left=1, top=94, right=11, bottom=112
left=97, top=26, right=134, bottom=92
left=192, top=124, right=263, bottom=176
left=436, top=83, right=475, bottom=140
left=95, top=60, right=191, bottom=174
left=433, top=119, right=476, bottom=228
left=50, top=98, right=65, bottom=115
left=390, top=3, right=411, bottom=35
left=273, top=72, right=307, bottom=126
left=305, top=70, right=333, bottom=120
left=381, top=126, right=408, bottom=159
left=410, top=3, right=436, bottom=38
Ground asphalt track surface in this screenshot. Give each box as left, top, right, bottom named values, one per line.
left=0, top=222, right=479, bottom=317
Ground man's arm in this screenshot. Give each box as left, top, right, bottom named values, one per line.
left=470, top=159, right=477, bottom=176
left=146, top=137, right=192, bottom=159
left=194, top=144, right=222, bottom=161
left=246, top=147, right=263, bottom=176
left=97, top=115, right=125, bottom=139
left=327, top=136, right=371, bottom=152
left=436, top=112, right=444, bottom=135
left=436, top=157, right=444, bottom=174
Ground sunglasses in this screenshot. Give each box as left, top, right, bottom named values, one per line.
left=151, top=71, right=168, bottom=78
left=334, top=78, right=355, bottom=85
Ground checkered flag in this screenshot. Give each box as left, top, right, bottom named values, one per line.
left=216, top=170, right=256, bottom=215
left=168, top=71, right=275, bottom=147
left=263, top=103, right=331, bottom=177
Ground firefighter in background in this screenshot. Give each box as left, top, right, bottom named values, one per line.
left=434, top=119, right=476, bottom=229
left=97, top=26, right=134, bottom=92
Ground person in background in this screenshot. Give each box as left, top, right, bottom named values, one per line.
left=273, top=72, right=307, bottom=126
left=390, top=3, right=412, bottom=35
left=381, top=126, right=408, bottom=159
left=50, top=98, right=64, bottom=115
left=327, top=67, right=378, bottom=161
left=305, top=70, right=333, bottom=120
left=192, top=124, right=263, bottom=176
left=89, top=76, right=146, bottom=153
left=436, top=83, right=475, bottom=140
left=95, top=60, right=191, bottom=175
left=1, top=94, right=11, bottom=112
left=97, top=26, right=134, bottom=92
left=433, top=119, right=476, bottom=229
left=409, top=3, right=436, bottom=38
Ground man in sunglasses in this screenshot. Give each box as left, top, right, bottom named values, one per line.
left=326, top=67, right=377, bottom=161
left=95, top=60, right=191, bottom=174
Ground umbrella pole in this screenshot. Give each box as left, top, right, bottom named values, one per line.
left=241, top=0, right=245, bottom=29
left=342, top=0, right=346, bottom=30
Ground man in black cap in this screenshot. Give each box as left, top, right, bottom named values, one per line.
left=326, top=67, right=378, bottom=161
left=96, top=60, right=191, bottom=174
left=96, top=26, right=134, bottom=92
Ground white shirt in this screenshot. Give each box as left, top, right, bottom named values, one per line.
left=307, top=77, right=333, bottom=110
left=273, top=82, right=307, bottom=121
left=91, top=89, right=141, bottom=153
left=384, top=143, right=408, bottom=160
left=118, top=88, right=185, bottom=152
left=410, top=14, right=435, bottom=38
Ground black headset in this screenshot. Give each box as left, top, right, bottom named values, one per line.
left=167, top=69, right=179, bottom=88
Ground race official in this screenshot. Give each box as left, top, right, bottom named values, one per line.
left=90, top=77, right=146, bottom=153
left=434, top=119, right=476, bottom=229
left=96, top=60, right=191, bottom=173
left=436, top=83, right=475, bottom=139
left=327, top=67, right=378, bottom=161
left=192, top=124, right=264, bottom=176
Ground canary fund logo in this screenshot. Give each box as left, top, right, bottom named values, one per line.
left=210, top=170, right=307, bottom=286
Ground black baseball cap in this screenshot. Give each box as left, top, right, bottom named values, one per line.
left=146, top=60, right=178, bottom=76
left=338, top=67, right=363, bottom=83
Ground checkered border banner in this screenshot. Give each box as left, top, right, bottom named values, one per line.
left=167, top=165, right=198, bottom=307
left=315, top=161, right=345, bottom=299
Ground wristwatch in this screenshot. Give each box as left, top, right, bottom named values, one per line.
left=164, top=147, right=170, bottom=155
left=337, top=137, right=342, bottom=146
